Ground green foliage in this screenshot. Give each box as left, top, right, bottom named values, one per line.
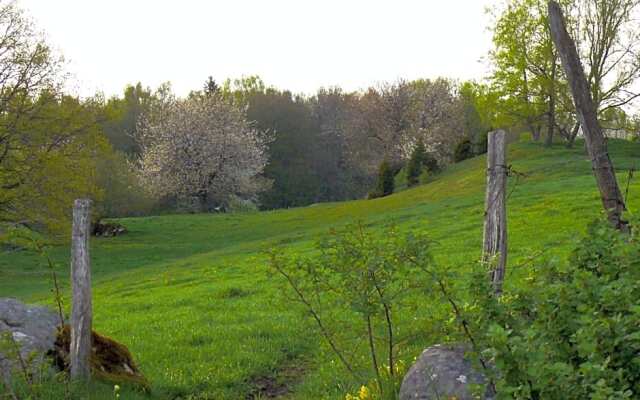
left=2, top=140, right=640, bottom=399
left=267, top=223, right=432, bottom=399
left=101, top=83, right=154, bottom=155
left=489, top=0, right=558, bottom=133
left=0, top=330, right=58, bottom=399
left=369, top=160, right=395, bottom=199
left=632, top=114, right=640, bottom=136
left=459, top=81, right=494, bottom=151
left=406, top=141, right=426, bottom=187
left=229, top=84, right=365, bottom=209
left=422, top=152, right=440, bottom=175
left=379, top=161, right=395, bottom=197
left=0, top=370, right=148, bottom=400
left=225, top=194, right=258, bottom=213
left=475, top=131, right=489, bottom=155
left=454, top=139, right=475, bottom=162
left=466, top=220, right=640, bottom=399
left=95, top=149, right=156, bottom=218
left=222, top=76, right=481, bottom=210
left=221, top=75, right=267, bottom=106
left=0, top=93, right=109, bottom=238
left=246, top=88, right=323, bottom=209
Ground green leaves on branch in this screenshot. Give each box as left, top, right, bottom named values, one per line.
left=266, top=223, right=434, bottom=398
left=467, top=219, right=640, bottom=399
left=369, top=160, right=395, bottom=199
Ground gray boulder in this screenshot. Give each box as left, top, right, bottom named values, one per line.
left=0, top=298, right=61, bottom=382
left=399, top=344, right=495, bottom=400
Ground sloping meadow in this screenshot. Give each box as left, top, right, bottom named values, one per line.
left=2, top=139, right=639, bottom=399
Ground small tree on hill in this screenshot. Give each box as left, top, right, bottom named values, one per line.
left=423, top=152, right=440, bottom=174
left=375, top=159, right=395, bottom=197
left=454, top=139, right=474, bottom=162
left=406, top=140, right=426, bottom=187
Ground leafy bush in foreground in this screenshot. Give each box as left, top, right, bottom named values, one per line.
left=268, top=216, right=640, bottom=400
left=467, top=220, right=640, bottom=399
left=267, top=223, right=433, bottom=399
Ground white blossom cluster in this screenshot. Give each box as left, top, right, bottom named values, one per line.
left=344, top=78, right=466, bottom=174
left=135, top=92, right=271, bottom=207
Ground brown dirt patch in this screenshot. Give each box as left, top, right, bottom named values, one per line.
left=245, top=362, right=307, bottom=399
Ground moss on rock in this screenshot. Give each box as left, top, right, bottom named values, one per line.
left=53, top=325, right=149, bottom=391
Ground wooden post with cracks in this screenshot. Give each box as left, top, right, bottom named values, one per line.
left=483, top=130, right=508, bottom=295
left=70, top=199, right=92, bottom=381
left=548, top=1, right=627, bottom=231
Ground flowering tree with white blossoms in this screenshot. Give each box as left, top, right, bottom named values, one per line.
left=136, top=90, right=271, bottom=211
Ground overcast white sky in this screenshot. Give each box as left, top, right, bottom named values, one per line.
left=20, top=0, right=501, bottom=98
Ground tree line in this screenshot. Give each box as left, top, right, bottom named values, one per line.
left=43, top=74, right=488, bottom=229
left=1, top=0, right=639, bottom=240
left=105, top=76, right=487, bottom=212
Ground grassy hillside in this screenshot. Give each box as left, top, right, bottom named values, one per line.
left=2, top=139, right=639, bottom=399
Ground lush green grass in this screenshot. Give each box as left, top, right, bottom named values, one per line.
left=2, top=139, right=639, bottom=399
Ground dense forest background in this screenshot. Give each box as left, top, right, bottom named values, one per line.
left=1, top=0, right=639, bottom=240
left=100, top=76, right=490, bottom=212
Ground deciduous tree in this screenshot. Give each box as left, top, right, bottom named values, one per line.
left=136, top=91, right=271, bottom=211
left=489, top=0, right=640, bottom=147
left=0, top=2, right=106, bottom=237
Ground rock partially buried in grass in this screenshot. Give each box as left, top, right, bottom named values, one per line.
left=399, top=344, right=495, bottom=400
left=0, top=298, right=149, bottom=391
left=92, top=221, right=127, bottom=237
left=0, top=298, right=61, bottom=381
left=53, top=325, right=150, bottom=392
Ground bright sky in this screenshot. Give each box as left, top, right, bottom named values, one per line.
left=20, top=0, right=501, bottom=98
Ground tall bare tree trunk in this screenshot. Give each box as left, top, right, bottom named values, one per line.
left=548, top=1, right=627, bottom=231
left=70, top=199, right=92, bottom=382
left=483, top=130, right=508, bottom=295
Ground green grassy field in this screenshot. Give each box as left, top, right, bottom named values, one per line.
left=2, top=139, right=639, bottom=399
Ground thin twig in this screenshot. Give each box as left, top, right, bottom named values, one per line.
left=6, top=333, right=33, bottom=389
left=28, top=237, right=71, bottom=397
left=36, top=241, right=65, bottom=329
left=371, top=274, right=394, bottom=377
left=270, top=256, right=360, bottom=380
left=407, top=256, right=497, bottom=393
left=366, top=315, right=383, bottom=399
left=0, top=360, right=19, bottom=400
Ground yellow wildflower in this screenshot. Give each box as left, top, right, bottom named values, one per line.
left=358, top=385, right=370, bottom=399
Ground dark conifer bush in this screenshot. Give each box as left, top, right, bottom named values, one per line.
left=373, top=159, right=395, bottom=198
left=454, top=139, right=474, bottom=162
left=406, top=141, right=427, bottom=187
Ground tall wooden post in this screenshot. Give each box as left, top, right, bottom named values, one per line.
left=70, top=199, right=92, bottom=381
left=548, top=1, right=627, bottom=231
left=483, top=130, right=508, bottom=295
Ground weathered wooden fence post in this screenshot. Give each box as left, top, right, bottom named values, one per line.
left=548, top=1, right=627, bottom=231
left=70, top=199, right=92, bottom=381
left=483, top=130, right=508, bottom=295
